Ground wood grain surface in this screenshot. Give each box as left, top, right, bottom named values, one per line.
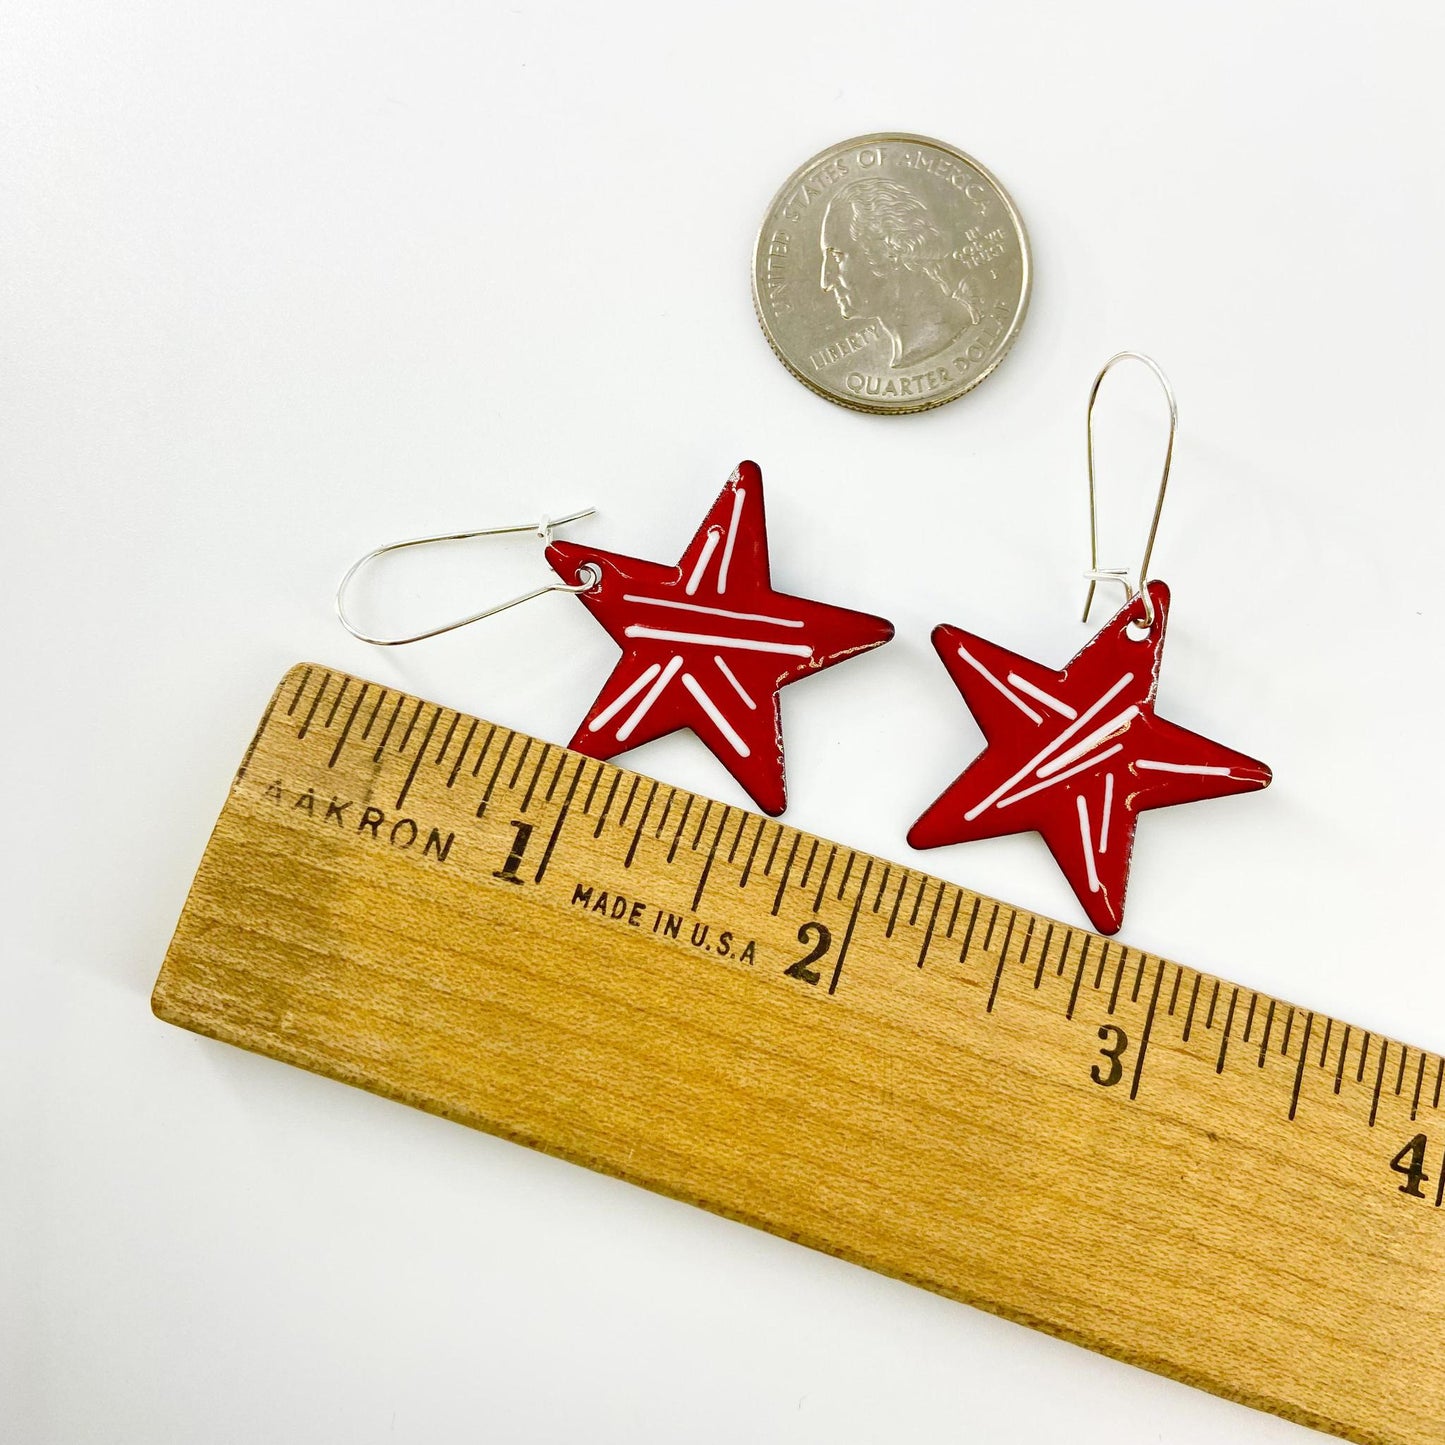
left=153, top=664, right=1445, bottom=1444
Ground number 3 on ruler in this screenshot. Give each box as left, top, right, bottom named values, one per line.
left=1092, top=1024, right=1129, bottom=1088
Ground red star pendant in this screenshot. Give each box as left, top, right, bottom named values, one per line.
left=908, top=582, right=1271, bottom=934
left=547, top=461, right=894, bottom=815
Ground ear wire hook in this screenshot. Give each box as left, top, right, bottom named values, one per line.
left=1082, top=351, right=1178, bottom=630
left=335, top=507, right=600, bottom=647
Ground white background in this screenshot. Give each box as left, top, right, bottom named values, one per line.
left=4, top=3, right=1443, bottom=1441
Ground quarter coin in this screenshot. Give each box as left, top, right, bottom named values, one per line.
left=752, top=134, right=1031, bottom=414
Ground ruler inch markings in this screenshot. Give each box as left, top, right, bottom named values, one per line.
left=297, top=671, right=332, bottom=739
left=543, top=748, right=569, bottom=804
left=884, top=872, right=909, bottom=939
left=958, top=896, right=983, bottom=965
left=286, top=665, right=312, bottom=715
left=1108, top=946, right=1128, bottom=1014
left=447, top=719, right=479, bottom=788
left=507, top=735, right=534, bottom=793
left=812, top=846, right=837, bottom=914
left=1289, top=1012, right=1315, bottom=1121
left=616, top=774, right=642, bottom=828
left=762, top=824, right=785, bottom=877
left=916, top=885, right=944, bottom=968
left=1370, top=1040, right=1390, bottom=1128
left=395, top=705, right=442, bottom=809
left=469, top=724, right=497, bottom=779
left=433, top=709, right=460, bottom=767
left=532, top=758, right=586, bottom=885
left=327, top=682, right=370, bottom=769
left=1216, top=988, right=1239, bottom=1073
left=828, top=858, right=873, bottom=996
left=1092, top=939, right=1109, bottom=991
left=322, top=675, right=349, bottom=729
left=770, top=833, right=801, bottom=916
left=518, top=743, right=551, bottom=812
left=798, top=837, right=820, bottom=891
left=871, top=865, right=891, bottom=913
left=1128, top=957, right=1167, bottom=1101
left=986, top=911, right=1016, bottom=1014
left=323, top=673, right=351, bottom=728
left=943, top=888, right=963, bottom=940
left=478, top=732, right=516, bottom=816
left=371, top=694, right=404, bottom=762
left=726, top=809, right=750, bottom=865
left=359, top=686, right=389, bottom=741
left=624, top=780, right=659, bottom=869
left=691, top=808, right=730, bottom=912
left=691, top=800, right=716, bottom=853
left=1257, top=997, right=1276, bottom=1067
left=1182, top=971, right=1202, bottom=1041
left=1033, top=921, right=1055, bottom=990
left=667, top=794, right=696, bottom=863
left=581, top=759, right=606, bottom=816
left=1066, top=935, right=1092, bottom=1020
left=396, top=697, right=426, bottom=756
left=653, top=787, right=678, bottom=841
left=908, top=876, right=928, bottom=929
left=738, top=817, right=767, bottom=887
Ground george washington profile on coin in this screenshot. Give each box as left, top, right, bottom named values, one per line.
left=819, top=177, right=983, bottom=370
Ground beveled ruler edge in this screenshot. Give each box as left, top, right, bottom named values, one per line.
left=151, top=662, right=1443, bottom=1445
left=152, top=963, right=1363, bottom=1445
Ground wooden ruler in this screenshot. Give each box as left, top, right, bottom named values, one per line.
left=154, top=664, right=1445, bottom=1444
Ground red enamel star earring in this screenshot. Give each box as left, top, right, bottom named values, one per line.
left=546, top=461, right=894, bottom=814
left=337, top=461, right=894, bottom=816
left=907, top=354, right=1271, bottom=934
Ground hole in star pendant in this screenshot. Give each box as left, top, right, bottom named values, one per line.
left=1126, top=618, right=1153, bottom=642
